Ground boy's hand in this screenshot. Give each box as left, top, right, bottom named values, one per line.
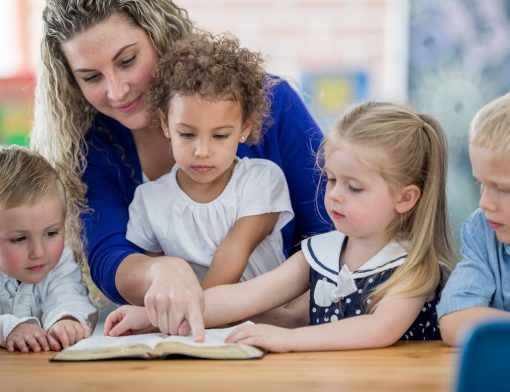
left=6, top=322, right=51, bottom=353
left=104, top=305, right=156, bottom=337
left=48, top=317, right=91, bottom=350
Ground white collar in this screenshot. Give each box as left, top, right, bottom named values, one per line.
left=302, top=231, right=408, bottom=282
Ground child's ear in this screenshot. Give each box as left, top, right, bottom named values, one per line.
left=395, top=184, right=421, bottom=214
left=240, top=120, right=253, bottom=143
left=158, top=108, right=171, bottom=139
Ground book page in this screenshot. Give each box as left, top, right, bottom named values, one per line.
left=51, top=321, right=265, bottom=361
left=61, top=333, right=166, bottom=352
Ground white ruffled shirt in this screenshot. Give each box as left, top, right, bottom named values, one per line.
left=0, top=247, right=97, bottom=347
left=127, top=157, right=294, bottom=281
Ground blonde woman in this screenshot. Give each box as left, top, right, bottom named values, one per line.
left=32, top=0, right=330, bottom=339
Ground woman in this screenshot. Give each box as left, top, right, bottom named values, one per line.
left=31, top=0, right=330, bottom=338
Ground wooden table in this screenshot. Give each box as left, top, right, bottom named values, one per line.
left=0, top=341, right=458, bottom=391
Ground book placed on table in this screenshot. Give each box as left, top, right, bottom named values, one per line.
left=51, top=321, right=264, bottom=361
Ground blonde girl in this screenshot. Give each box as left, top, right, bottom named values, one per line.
left=106, top=101, right=453, bottom=351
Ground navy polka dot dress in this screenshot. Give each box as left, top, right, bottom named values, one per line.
left=302, top=231, right=441, bottom=341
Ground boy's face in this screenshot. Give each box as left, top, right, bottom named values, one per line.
left=469, top=145, right=510, bottom=244
left=0, top=191, right=65, bottom=284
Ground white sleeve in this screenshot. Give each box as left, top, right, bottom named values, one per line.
left=0, top=315, right=40, bottom=348
left=126, top=185, right=162, bottom=252
left=238, top=159, right=294, bottom=233
left=40, top=247, right=98, bottom=331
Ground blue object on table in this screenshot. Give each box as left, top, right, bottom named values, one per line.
left=456, top=320, right=510, bottom=392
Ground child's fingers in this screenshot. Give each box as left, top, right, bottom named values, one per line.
left=103, top=309, right=123, bottom=335
left=107, top=317, right=134, bottom=337
left=34, top=332, right=50, bottom=351
left=25, top=335, right=42, bottom=352
left=49, top=325, right=70, bottom=348
left=82, top=325, right=91, bottom=339
left=47, top=334, right=62, bottom=351
left=14, top=338, right=30, bottom=353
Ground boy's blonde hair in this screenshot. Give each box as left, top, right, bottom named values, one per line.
left=319, top=101, right=453, bottom=312
left=470, top=92, right=510, bottom=154
left=151, top=32, right=273, bottom=145
left=0, top=145, right=65, bottom=211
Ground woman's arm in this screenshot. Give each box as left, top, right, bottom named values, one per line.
left=226, top=293, right=428, bottom=352
left=203, top=251, right=310, bottom=327
left=268, top=80, right=332, bottom=247
left=201, top=213, right=279, bottom=289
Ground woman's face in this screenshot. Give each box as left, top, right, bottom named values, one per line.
left=61, top=13, right=159, bottom=131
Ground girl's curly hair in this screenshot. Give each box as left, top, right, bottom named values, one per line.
left=151, top=32, right=275, bottom=144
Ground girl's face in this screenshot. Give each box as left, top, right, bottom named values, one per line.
left=160, top=94, right=251, bottom=194
left=324, top=143, right=401, bottom=243
left=61, top=13, right=159, bottom=131
left=0, top=191, right=65, bottom=284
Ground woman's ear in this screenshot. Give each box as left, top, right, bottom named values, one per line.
left=240, top=120, right=253, bottom=143
left=395, top=184, right=421, bottom=214
left=158, top=108, right=170, bottom=139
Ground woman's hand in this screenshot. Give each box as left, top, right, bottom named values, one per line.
left=104, top=305, right=156, bottom=336
left=144, top=256, right=205, bottom=342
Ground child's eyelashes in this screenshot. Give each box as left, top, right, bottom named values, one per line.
left=9, top=236, right=26, bottom=244
left=46, top=230, right=61, bottom=238
left=176, top=132, right=230, bottom=140
left=326, top=177, right=363, bottom=193
left=347, top=184, right=363, bottom=193
left=178, top=131, right=195, bottom=139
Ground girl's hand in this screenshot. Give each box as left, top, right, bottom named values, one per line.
left=6, top=323, right=51, bottom=353
left=104, top=305, right=156, bottom=336
left=48, top=318, right=91, bottom=350
left=225, top=323, right=293, bottom=352
left=144, top=257, right=205, bottom=342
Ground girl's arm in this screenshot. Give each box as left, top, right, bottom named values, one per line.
left=226, top=292, right=428, bottom=352
left=201, top=213, right=278, bottom=289
left=203, top=251, right=310, bottom=327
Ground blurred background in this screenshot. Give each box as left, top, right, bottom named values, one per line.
left=1, top=0, right=510, bottom=252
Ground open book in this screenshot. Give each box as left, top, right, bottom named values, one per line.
left=52, top=322, right=264, bottom=361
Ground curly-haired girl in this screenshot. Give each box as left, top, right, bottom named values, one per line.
left=126, top=32, right=293, bottom=296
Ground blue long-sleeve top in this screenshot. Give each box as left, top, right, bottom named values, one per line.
left=82, top=79, right=333, bottom=304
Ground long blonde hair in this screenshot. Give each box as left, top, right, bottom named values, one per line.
left=320, top=101, right=452, bottom=312
left=31, top=0, right=193, bottom=264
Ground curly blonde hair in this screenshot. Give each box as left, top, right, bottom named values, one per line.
left=151, top=32, right=273, bottom=144
left=31, top=0, right=193, bottom=267
left=318, top=101, right=453, bottom=312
